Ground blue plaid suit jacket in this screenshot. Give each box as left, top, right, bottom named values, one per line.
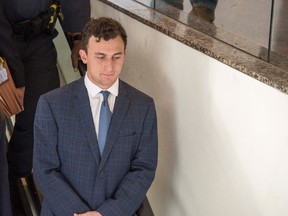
left=33, top=77, right=158, bottom=216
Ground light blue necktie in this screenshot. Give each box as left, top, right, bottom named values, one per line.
left=98, top=91, right=112, bottom=156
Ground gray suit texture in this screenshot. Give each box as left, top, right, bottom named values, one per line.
left=33, top=77, right=158, bottom=216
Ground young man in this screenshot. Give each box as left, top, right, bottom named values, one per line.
left=33, top=17, right=158, bottom=216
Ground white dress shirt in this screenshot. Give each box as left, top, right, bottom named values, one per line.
left=84, top=74, right=119, bottom=136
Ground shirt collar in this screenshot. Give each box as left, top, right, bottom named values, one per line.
left=84, top=74, right=119, bottom=97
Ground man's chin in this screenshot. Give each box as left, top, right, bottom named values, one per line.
left=101, top=79, right=117, bottom=89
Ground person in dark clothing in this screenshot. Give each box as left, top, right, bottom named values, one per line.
left=0, top=120, right=12, bottom=216
left=0, top=0, right=20, bottom=215
left=1, top=0, right=90, bottom=215
left=0, top=116, right=12, bottom=216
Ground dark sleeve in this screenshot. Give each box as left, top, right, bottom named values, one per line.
left=0, top=0, right=25, bottom=87
left=59, top=0, right=91, bottom=32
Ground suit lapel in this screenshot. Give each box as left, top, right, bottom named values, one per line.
left=99, top=80, right=130, bottom=172
left=72, top=77, right=101, bottom=164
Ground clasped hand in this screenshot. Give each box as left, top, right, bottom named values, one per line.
left=74, top=211, right=102, bottom=216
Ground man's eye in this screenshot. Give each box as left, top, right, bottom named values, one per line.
left=96, top=56, right=105, bottom=59
left=113, top=56, right=121, bottom=60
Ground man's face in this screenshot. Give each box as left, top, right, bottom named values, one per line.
left=80, top=35, right=126, bottom=89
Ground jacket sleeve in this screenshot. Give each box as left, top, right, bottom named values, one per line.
left=0, top=1, right=25, bottom=87
left=59, top=0, right=91, bottom=32
left=33, top=95, right=91, bottom=215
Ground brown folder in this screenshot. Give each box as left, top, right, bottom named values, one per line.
left=0, top=57, right=24, bottom=120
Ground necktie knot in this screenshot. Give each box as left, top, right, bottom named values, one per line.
left=101, top=91, right=110, bottom=106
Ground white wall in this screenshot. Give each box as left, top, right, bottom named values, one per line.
left=91, top=1, right=288, bottom=216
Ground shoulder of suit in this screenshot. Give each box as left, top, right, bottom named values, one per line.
left=41, top=78, right=82, bottom=100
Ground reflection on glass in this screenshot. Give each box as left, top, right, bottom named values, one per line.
left=189, top=0, right=218, bottom=23
left=161, top=0, right=218, bottom=22
left=135, top=0, right=288, bottom=70
left=136, top=0, right=154, bottom=7
left=153, top=0, right=272, bottom=61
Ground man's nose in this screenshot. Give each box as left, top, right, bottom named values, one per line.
left=104, top=59, right=113, bottom=71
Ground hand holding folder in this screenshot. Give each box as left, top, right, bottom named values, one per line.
left=0, top=57, right=24, bottom=120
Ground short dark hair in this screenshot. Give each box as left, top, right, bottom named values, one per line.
left=81, top=17, right=127, bottom=51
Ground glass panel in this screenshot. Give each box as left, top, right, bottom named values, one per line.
left=136, top=0, right=154, bottom=7
left=213, top=0, right=272, bottom=61
left=153, top=0, right=272, bottom=61
left=270, top=0, right=288, bottom=70
left=135, top=0, right=288, bottom=71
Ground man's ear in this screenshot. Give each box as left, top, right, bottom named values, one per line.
left=79, top=49, right=88, bottom=64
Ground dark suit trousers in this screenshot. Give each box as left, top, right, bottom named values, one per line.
left=6, top=34, right=60, bottom=177
left=0, top=120, right=12, bottom=216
